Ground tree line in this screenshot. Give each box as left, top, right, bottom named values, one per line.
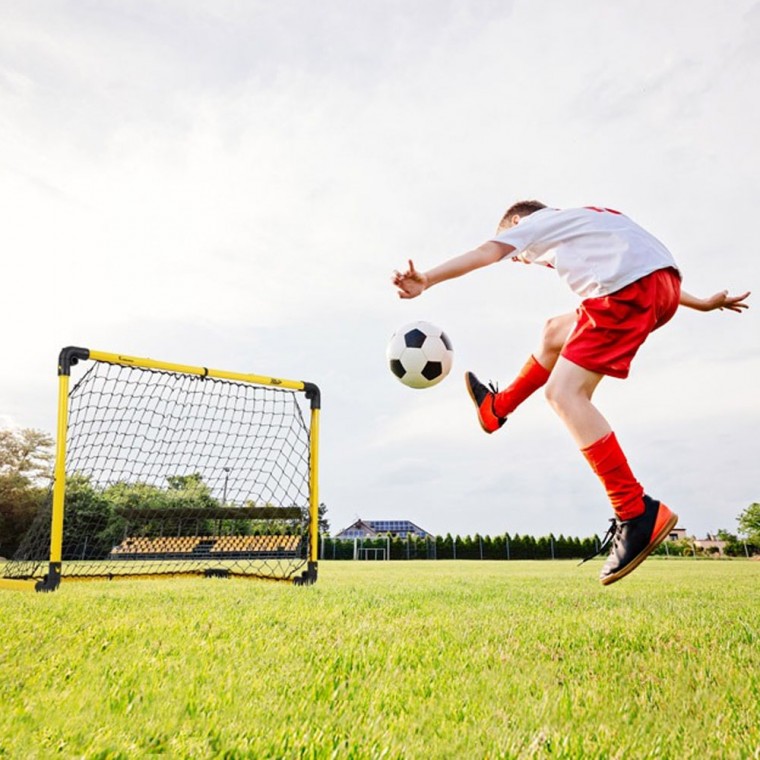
left=320, top=530, right=759, bottom=561
left=0, top=428, right=329, bottom=560
left=1, top=427, right=758, bottom=560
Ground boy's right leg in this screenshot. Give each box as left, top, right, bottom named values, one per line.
left=465, top=313, right=575, bottom=433
left=545, top=357, right=677, bottom=584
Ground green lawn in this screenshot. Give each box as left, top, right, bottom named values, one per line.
left=1, top=559, right=759, bottom=759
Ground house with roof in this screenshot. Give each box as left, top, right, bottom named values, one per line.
left=665, top=528, right=728, bottom=555
left=666, top=527, right=688, bottom=542
left=334, top=519, right=433, bottom=540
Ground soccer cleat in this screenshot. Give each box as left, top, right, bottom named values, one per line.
left=464, top=372, right=507, bottom=434
left=597, top=496, right=678, bottom=586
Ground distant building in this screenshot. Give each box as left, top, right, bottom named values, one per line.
left=694, top=534, right=727, bottom=556
left=665, top=529, right=728, bottom=555
left=666, top=527, right=688, bottom=542
left=335, top=519, right=433, bottom=540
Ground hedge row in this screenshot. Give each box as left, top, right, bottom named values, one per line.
left=321, top=533, right=759, bottom=560
left=321, top=533, right=602, bottom=561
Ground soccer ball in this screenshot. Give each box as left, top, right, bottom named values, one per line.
left=386, top=321, right=453, bottom=389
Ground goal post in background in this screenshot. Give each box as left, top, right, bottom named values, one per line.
left=0, top=347, right=321, bottom=591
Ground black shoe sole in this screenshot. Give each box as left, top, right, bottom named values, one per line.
left=600, top=509, right=679, bottom=586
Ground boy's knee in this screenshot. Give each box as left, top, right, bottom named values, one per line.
left=544, top=376, right=565, bottom=410
left=542, top=316, right=573, bottom=353
left=544, top=373, right=585, bottom=413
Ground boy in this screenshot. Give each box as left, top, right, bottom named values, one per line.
left=392, top=201, right=750, bottom=585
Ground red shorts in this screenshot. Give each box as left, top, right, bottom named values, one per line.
left=561, top=267, right=681, bottom=379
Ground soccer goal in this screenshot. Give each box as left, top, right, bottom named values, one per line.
left=0, top=347, right=321, bottom=591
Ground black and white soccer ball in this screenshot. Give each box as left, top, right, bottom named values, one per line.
left=386, top=321, right=453, bottom=389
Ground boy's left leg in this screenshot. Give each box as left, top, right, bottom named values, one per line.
left=465, top=312, right=575, bottom=433
left=545, top=357, right=677, bottom=585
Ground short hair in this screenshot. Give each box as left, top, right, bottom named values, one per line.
left=498, top=200, right=547, bottom=228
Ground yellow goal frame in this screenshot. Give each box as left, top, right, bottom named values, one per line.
left=0, top=346, right=321, bottom=592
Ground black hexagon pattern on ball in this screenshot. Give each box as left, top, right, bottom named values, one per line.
left=389, top=359, right=407, bottom=379
left=403, top=329, right=427, bottom=349
left=421, top=361, right=443, bottom=381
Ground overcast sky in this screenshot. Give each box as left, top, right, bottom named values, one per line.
left=2, top=0, right=758, bottom=541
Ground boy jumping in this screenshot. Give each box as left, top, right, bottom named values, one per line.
left=392, top=201, right=750, bottom=585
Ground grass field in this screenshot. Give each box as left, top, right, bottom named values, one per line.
left=1, top=559, right=759, bottom=759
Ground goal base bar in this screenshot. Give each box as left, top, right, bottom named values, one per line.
left=0, top=578, right=39, bottom=592
left=0, top=563, right=62, bottom=592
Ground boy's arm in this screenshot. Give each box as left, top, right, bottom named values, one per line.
left=679, top=289, right=750, bottom=313
left=392, top=241, right=514, bottom=299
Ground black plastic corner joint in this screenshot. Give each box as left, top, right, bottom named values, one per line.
left=303, top=382, right=321, bottom=410
left=58, top=346, right=90, bottom=376
left=293, top=561, right=318, bottom=586
left=35, top=563, right=62, bottom=592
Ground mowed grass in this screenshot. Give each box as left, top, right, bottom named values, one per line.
left=1, top=560, right=759, bottom=759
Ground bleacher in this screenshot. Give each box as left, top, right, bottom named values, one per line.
left=210, top=535, right=301, bottom=555
left=109, top=535, right=302, bottom=560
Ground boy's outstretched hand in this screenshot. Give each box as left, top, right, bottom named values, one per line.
left=392, top=260, right=428, bottom=299
left=681, top=289, right=751, bottom=313
left=706, top=290, right=751, bottom=312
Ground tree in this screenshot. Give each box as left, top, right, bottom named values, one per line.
left=491, top=534, right=506, bottom=559
left=460, top=534, right=475, bottom=559
left=61, top=474, right=120, bottom=560
left=318, top=503, right=330, bottom=534
left=103, top=480, right=179, bottom=537
left=165, top=473, right=217, bottom=509
left=0, top=428, right=54, bottom=556
left=0, top=428, right=53, bottom=483
left=439, top=533, right=454, bottom=559
left=737, top=503, right=760, bottom=546
left=523, top=535, right=538, bottom=559
left=0, top=473, right=48, bottom=557
left=716, top=529, right=746, bottom=557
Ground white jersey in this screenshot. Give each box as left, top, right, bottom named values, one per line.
left=491, top=206, right=680, bottom=298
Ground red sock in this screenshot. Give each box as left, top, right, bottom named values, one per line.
left=493, top=355, right=550, bottom=418
left=581, top=432, right=645, bottom=521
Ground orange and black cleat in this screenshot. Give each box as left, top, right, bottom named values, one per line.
left=464, top=372, right=507, bottom=434
left=596, top=496, right=678, bottom=586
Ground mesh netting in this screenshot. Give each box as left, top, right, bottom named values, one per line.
left=4, top=361, right=313, bottom=582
